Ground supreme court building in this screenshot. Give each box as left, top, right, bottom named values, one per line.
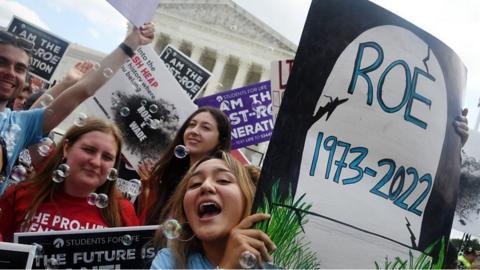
left=55, top=0, right=297, bottom=165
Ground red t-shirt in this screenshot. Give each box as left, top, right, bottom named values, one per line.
left=0, top=184, right=139, bottom=242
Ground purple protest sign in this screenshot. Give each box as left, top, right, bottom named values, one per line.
left=195, top=81, right=273, bottom=149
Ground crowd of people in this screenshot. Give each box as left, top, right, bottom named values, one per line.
left=0, top=19, right=475, bottom=269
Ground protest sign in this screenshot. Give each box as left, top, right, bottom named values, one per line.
left=159, top=44, right=211, bottom=99
left=0, top=242, right=36, bottom=269
left=252, top=0, right=466, bottom=268
left=270, top=59, right=293, bottom=124
left=453, top=130, right=480, bottom=236
left=84, top=44, right=196, bottom=170
left=195, top=81, right=273, bottom=149
left=14, top=225, right=158, bottom=269
left=7, top=16, right=69, bottom=82
left=107, top=0, right=160, bottom=28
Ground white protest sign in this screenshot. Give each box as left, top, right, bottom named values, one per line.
left=270, top=59, right=293, bottom=124
left=84, top=44, right=196, bottom=170
left=107, top=0, right=160, bottom=28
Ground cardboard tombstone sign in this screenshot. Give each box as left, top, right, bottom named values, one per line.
left=253, top=0, right=466, bottom=268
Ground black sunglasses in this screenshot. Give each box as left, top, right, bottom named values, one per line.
left=0, top=30, right=35, bottom=54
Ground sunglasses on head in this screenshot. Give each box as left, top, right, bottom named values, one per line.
left=0, top=30, right=35, bottom=54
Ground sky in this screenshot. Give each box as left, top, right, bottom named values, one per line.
left=0, top=0, right=478, bottom=239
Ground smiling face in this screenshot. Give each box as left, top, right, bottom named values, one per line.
left=0, top=44, right=29, bottom=104
left=183, top=112, right=220, bottom=162
left=62, top=131, right=118, bottom=197
left=183, top=158, right=246, bottom=242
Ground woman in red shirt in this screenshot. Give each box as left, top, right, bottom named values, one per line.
left=0, top=118, right=138, bottom=242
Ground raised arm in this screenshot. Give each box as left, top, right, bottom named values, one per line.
left=42, top=22, right=155, bottom=134
left=31, top=61, right=94, bottom=109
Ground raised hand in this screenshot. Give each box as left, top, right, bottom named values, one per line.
left=219, top=213, right=276, bottom=269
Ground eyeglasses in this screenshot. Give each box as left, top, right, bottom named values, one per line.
left=0, top=30, right=35, bottom=54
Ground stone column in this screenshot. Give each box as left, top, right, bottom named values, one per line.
left=232, top=60, right=250, bottom=89
left=190, top=46, right=203, bottom=63
left=204, top=54, right=228, bottom=96
left=259, top=65, right=270, bottom=82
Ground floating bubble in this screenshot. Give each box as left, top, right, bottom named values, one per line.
left=87, top=192, right=98, bottom=205
left=148, top=104, right=158, bottom=114
left=162, top=219, right=182, bottom=240
left=33, top=243, right=44, bottom=256
left=57, top=164, right=70, bottom=178
left=96, top=193, right=109, bottom=208
left=120, top=107, right=130, bottom=117
left=37, top=138, right=54, bottom=157
left=46, top=257, right=59, bottom=270
left=103, top=68, right=114, bottom=78
left=128, top=179, right=142, bottom=197
left=147, top=119, right=161, bottom=130
left=18, top=149, right=32, bottom=166
left=40, top=94, right=54, bottom=107
left=174, top=145, right=189, bottom=159
left=92, top=62, right=101, bottom=71
left=239, top=251, right=257, bottom=269
left=11, top=165, right=28, bottom=182
left=52, top=170, right=65, bottom=183
left=122, top=234, right=132, bottom=246
left=106, top=168, right=118, bottom=181
left=74, top=112, right=88, bottom=127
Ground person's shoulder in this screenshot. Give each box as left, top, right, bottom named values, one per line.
left=150, top=248, right=175, bottom=269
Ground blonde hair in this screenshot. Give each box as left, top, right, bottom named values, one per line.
left=152, top=151, right=255, bottom=268
left=20, top=118, right=125, bottom=228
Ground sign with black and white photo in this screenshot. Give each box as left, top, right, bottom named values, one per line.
left=84, top=44, right=196, bottom=171
left=159, top=44, right=211, bottom=99
left=7, top=16, right=69, bottom=81
left=252, top=0, right=466, bottom=268
left=14, top=225, right=158, bottom=269
left=453, top=130, right=480, bottom=236
left=0, top=242, right=36, bottom=269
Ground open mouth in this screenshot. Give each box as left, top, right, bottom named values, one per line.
left=198, top=201, right=222, bottom=219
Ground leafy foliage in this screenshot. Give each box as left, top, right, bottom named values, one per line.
left=374, top=238, right=446, bottom=269
left=255, top=180, right=320, bottom=269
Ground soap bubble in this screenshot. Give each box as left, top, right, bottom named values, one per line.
left=103, top=68, right=114, bottom=78
left=174, top=145, right=189, bottom=159
left=74, top=112, right=88, bottom=127
left=37, top=138, right=54, bottom=157
left=147, top=118, right=161, bottom=130
left=11, top=165, right=28, bottom=182
left=46, top=258, right=59, bottom=270
left=96, top=193, right=109, bottom=208
left=128, top=179, right=142, bottom=197
left=33, top=243, right=43, bottom=256
left=106, top=168, right=118, bottom=181
left=57, top=164, right=70, bottom=177
left=162, top=219, right=182, bottom=240
left=52, top=169, right=65, bottom=183
left=120, top=107, right=130, bottom=117
left=239, top=251, right=257, bottom=269
left=18, top=149, right=32, bottom=166
left=40, top=94, right=54, bottom=107
left=87, top=192, right=98, bottom=205
left=93, top=62, right=101, bottom=71
left=122, top=234, right=132, bottom=246
left=148, top=104, right=158, bottom=114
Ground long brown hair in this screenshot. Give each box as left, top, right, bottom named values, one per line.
left=143, top=106, right=231, bottom=225
left=19, top=118, right=125, bottom=228
left=152, top=151, right=255, bottom=268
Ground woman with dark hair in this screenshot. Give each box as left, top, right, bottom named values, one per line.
left=140, top=106, right=232, bottom=225
left=0, top=118, right=138, bottom=242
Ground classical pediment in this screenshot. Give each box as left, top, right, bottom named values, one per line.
left=158, top=0, right=297, bottom=53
